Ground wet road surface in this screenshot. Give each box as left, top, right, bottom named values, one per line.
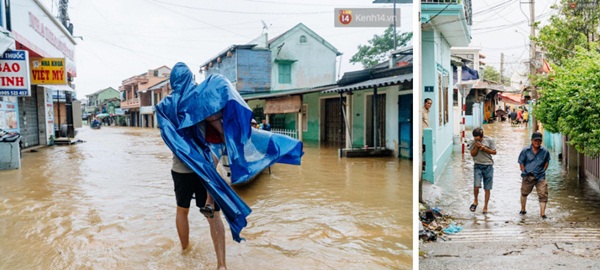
left=0, top=126, right=412, bottom=269
left=424, top=121, right=600, bottom=223
left=420, top=121, right=600, bottom=269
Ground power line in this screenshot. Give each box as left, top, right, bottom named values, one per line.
left=424, top=2, right=453, bottom=24
left=239, top=0, right=368, bottom=7
left=146, top=0, right=331, bottom=15
left=85, top=0, right=153, bottom=67
left=143, top=0, right=254, bottom=39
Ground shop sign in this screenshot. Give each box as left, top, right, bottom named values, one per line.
left=30, top=57, right=66, bottom=85
left=264, top=95, right=302, bottom=114
left=0, top=50, right=31, bottom=97
left=12, top=0, right=77, bottom=76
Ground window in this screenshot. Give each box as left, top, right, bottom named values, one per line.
left=278, top=63, right=291, bottom=84
left=299, top=35, right=307, bottom=43
left=272, top=115, right=285, bottom=129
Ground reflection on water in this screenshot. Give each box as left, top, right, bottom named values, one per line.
left=0, top=126, right=412, bottom=269
left=430, top=121, right=600, bottom=226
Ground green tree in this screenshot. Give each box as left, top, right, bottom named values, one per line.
left=350, top=25, right=413, bottom=68
left=533, top=47, right=600, bottom=158
left=482, top=66, right=501, bottom=83
left=535, top=0, right=600, bottom=66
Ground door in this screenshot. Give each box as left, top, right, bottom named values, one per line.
left=17, top=88, right=40, bottom=148
left=398, top=94, right=412, bottom=158
left=366, top=93, right=386, bottom=148
left=322, top=97, right=345, bottom=146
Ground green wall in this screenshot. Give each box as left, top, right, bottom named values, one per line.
left=351, top=92, right=367, bottom=147
left=302, top=92, right=321, bottom=142
left=98, top=88, right=120, bottom=102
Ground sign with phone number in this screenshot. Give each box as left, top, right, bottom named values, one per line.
left=0, top=90, right=30, bottom=96
left=0, top=50, right=31, bottom=97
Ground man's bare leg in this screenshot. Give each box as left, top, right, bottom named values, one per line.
left=176, top=206, right=191, bottom=251
left=473, top=187, right=479, bottom=207
left=483, top=190, right=490, bottom=213
left=520, top=195, right=528, bottom=213
left=201, top=153, right=220, bottom=217
left=207, top=212, right=227, bottom=270
left=540, top=202, right=546, bottom=217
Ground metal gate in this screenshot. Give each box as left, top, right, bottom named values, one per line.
left=366, top=93, right=386, bottom=148
left=18, top=88, right=40, bottom=148
left=323, top=97, right=345, bottom=145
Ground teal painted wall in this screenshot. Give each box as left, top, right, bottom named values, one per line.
left=422, top=30, right=455, bottom=183
left=351, top=91, right=366, bottom=147
left=303, top=92, right=321, bottom=142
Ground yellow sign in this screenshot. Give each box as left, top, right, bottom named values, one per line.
left=29, top=58, right=67, bottom=85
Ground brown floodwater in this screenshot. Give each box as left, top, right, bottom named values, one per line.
left=0, top=126, right=413, bottom=269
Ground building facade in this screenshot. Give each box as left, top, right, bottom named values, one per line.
left=119, top=66, right=170, bottom=127
left=421, top=0, right=472, bottom=182
left=2, top=0, right=78, bottom=147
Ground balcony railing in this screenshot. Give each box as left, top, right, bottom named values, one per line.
left=121, top=98, right=140, bottom=109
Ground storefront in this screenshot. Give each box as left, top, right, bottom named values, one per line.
left=10, top=0, right=77, bottom=147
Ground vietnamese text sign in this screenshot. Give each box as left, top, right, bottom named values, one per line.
left=0, top=50, right=31, bottom=97
left=334, top=8, right=400, bottom=27
left=30, top=57, right=67, bottom=85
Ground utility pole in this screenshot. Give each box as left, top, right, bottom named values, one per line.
left=393, top=0, right=397, bottom=50
left=529, top=0, right=538, bottom=131
left=58, top=0, right=68, bottom=28
left=500, top=53, right=504, bottom=84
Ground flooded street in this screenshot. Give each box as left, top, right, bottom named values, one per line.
left=0, top=126, right=412, bottom=269
left=424, top=121, right=600, bottom=224
left=421, top=121, right=600, bottom=269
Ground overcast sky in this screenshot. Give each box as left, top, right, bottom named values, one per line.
left=38, top=0, right=412, bottom=97
left=469, top=0, right=558, bottom=82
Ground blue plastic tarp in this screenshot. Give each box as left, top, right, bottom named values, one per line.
left=453, top=65, right=480, bottom=82
left=156, top=62, right=303, bottom=242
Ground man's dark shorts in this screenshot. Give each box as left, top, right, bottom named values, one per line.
left=171, top=170, right=221, bottom=211
left=474, top=164, right=494, bottom=190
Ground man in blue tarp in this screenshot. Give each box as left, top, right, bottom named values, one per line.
left=155, top=63, right=303, bottom=264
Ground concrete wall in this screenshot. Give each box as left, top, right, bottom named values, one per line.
left=97, top=88, right=120, bottom=102
left=236, top=49, right=271, bottom=93
left=207, top=49, right=271, bottom=93
left=270, top=28, right=337, bottom=91
left=206, top=52, right=237, bottom=85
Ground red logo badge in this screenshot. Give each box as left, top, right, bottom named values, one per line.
left=338, top=10, right=352, bottom=25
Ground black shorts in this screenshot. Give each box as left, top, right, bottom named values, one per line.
left=171, top=170, right=221, bottom=211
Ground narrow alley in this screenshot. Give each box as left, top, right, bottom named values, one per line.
left=420, top=121, right=600, bottom=269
